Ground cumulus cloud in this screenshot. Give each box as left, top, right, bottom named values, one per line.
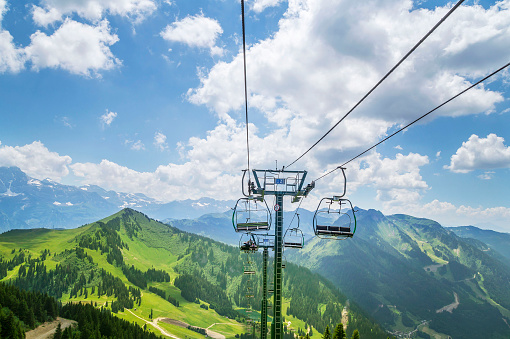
left=188, top=0, right=509, bottom=162
left=32, top=0, right=157, bottom=26
left=251, top=0, right=285, bottom=13
left=0, top=0, right=26, bottom=73
left=445, top=134, right=510, bottom=173
left=100, top=110, right=118, bottom=127
left=0, top=141, right=72, bottom=181
left=341, top=151, right=430, bottom=208
left=154, top=132, right=168, bottom=151
left=70, top=159, right=239, bottom=202
left=160, top=13, right=224, bottom=56
left=24, top=19, right=121, bottom=77
left=387, top=199, right=510, bottom=232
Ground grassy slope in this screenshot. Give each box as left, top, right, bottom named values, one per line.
left=0, top=211, right=243, bottom=339
left=290, top=210, right=510, bottom=339
left=0, top=208, right=366, bottom=339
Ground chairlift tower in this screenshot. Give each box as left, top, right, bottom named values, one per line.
left=252, top=233, right=275, bottom=339
left=248, top=169, right=314, bottom=339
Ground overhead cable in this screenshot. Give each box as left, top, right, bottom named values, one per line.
left=314, top=61, right=510, bottom=182
left=241, top=0, right=251, bottom=182
left=285, top=0, right=466, bottom=169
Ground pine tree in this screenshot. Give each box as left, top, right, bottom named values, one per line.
left=333, top=323, right=346, bottom=339
left=351, top=330, right=360, bottom=339
left=54, top=322, right=62, bottom=339
left=322, top=325, right=331, bottom=339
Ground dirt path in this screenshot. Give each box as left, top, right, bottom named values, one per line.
left=126, top=309, right=180, bottom=339
left=341, top=306, right=349, bottom=330
left=26, top=317, right=77, bottom=339
left=436, top=292, right=459, bottom=314
left=503, top=318, right=510, bottom=329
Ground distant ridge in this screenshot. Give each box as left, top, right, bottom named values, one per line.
left=447, top=225, right=510, bottom=262
left=287, top=209, right=510, bottom=339
left=0, top=166, right=233, bottom=232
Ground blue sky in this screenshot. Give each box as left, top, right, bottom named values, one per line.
left=0, top=0, right=509, bottom=231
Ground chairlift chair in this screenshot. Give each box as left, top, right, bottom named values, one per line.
left=233, top=197, right=272, bottom=232
left=283, top=214, right=304, bottom=248
left=240, top=233, right=258, bottom=252
left=313, top=196, right=356, bottom=239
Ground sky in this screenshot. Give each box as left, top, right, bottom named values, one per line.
left=0, top=0, right=509, bottom=232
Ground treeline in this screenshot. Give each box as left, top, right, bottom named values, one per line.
left=0, top=282, right=59, bottom=337
left=147, top=284, right=179, bottom=307
left=60, top=302, right=160, bottom=339
left=174, top=272, right=238, bottom=319
left=13, top=247, right=94, bottom=299
left=322, top=323, right=361, bottom=339
left=0, top=248, right=52, bottom=280
left=174, top=234, right=388, bottom=339
left=0, top=281, right=161, bottom=339
left=78, top=218, right=129, bottom=267
left=9, top=245, right=141, bottom=314
left=122, top=264, right=170, bottom=289
left=187, top=325, right=206, bottom=335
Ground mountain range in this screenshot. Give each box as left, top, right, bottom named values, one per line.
left=287, top=209, right=510, bottom=338
left=0, top=208, right=387, bottom=339
left=0, top=166, right=234, bottom=231
left=168, top=209, right=510, bottom=338
left=2, top=166, right=510, bottom=338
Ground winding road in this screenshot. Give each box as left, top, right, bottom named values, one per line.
left=126, top=309, right=180, bottom=339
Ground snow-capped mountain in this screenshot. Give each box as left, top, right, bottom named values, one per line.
left=0, top=166, right=234, bottom=231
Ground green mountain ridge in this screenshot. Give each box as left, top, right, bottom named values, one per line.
left=447, top=225, right=510, bottom=264
left=287, top=209, right=510, bottom=339
left=0, top=208, right=386, bottom=339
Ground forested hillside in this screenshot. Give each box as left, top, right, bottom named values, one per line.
left=289, top=209, right=510, bottom=339
left=0, top=208, right=387, bottom=338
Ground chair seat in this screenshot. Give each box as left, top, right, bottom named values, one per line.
left=316, top=225, right=353, bottom=237
left=284, top=242, right=303, bottom=248
left=237, top=222, right=269, bottom=231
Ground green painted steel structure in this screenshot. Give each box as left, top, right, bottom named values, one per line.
left=248, top=169, right=312, bottom=339
left=261, top=247, right=268, bottom=339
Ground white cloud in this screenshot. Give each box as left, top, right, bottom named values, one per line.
left=445, top=134, right=510, bottom=173
left=32, top=0, right=157, bottom=26
left=0, top=141, right=72, bottom=181
left=70, top=159, right=238, bottom=202
left=125, top=139, right=145, bottom=151
left=0, top=0, right=6, bottom=19
left=478, top=171, right=495, bottom=180
left=392, top=199, right=510, bottom=232
left=188, top=0, right=509, bottom=163
left=100, top=110, right=118, bottom=127
left=131, top=140, right=145, bottom=151
left=0, top=0, right=26, bottom=73
left=31, top=5, right=61, bottom=27
left=60, top=116, right=74, bottom=128
left=160, top=13, right=224, bottom=56
left=251, top=0, right=284, bottom=13
left=344, top=151, right=430, bottom=207
left=394, top=145, right=403, bottom=150
left=154, top=132, right=168, bottom=151
left=25, top=18, right=121, bottom=77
